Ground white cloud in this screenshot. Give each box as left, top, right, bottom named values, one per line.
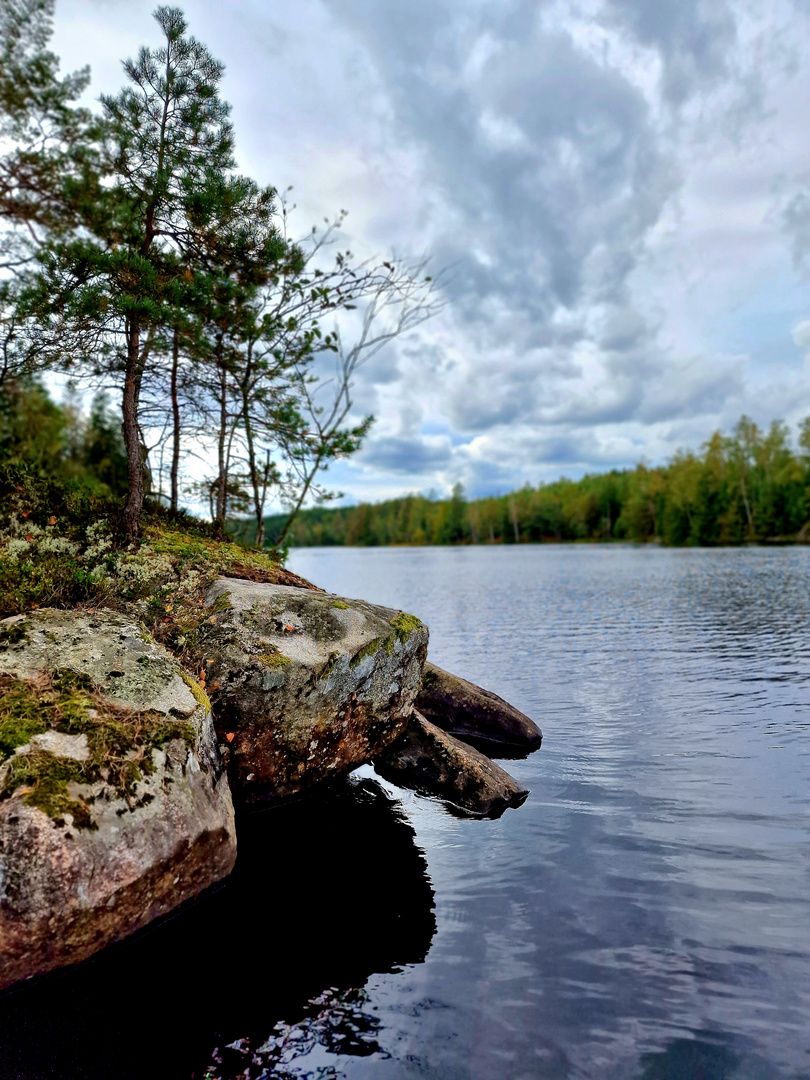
left=50, top=0, right=810, bottom=504
left=792, top=320, right=810, bottom=352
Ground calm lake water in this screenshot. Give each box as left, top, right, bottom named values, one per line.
left=1, top=544, right=809, bottom=1079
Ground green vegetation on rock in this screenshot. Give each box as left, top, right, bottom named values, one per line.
left=0, top=670, right=195, bottom=828
left=256, top=642, right=291, bottom=670
left=350, top=637, right=384, bottom=667
left=0, top=467, right=293, bottom=620
left=391, top=612, right=422, bottom=642
left=179, top=670, right=212, bottom=713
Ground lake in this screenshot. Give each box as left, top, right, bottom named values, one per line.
left=1, top=544, right=809, bottom=1079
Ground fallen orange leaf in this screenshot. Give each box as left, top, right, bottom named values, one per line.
left=285, top=625, right=294, bottom=631
left=25, top=534, right=32, bottom=542
left=49, top=516, right=56, bottom=525
left=225, top=732, right=235, bottom=743
left=21, top=511, right=28, bottom=518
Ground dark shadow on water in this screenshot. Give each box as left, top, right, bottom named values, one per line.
left=637, top=1039, right=740, bottom=1080
left=0, top=776, right=436, bottom=1080
left=441, top=733, right=538, bottom=761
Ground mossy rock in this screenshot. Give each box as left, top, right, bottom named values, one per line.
left=0, top=465, right=317, bottom=619
left=0, top=608, right=236, bottom=993
left=196, top=578, right=430, bottom=805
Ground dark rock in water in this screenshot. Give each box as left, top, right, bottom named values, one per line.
left=374, top=710, right=528, bottom=818
left=198, top=578, right=429, bottom=804
left=0, top=609, right=236, bottom=993
left=416, top=661, right=542, bottom=756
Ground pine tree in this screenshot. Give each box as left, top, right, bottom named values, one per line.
left=31, top=6, right=283, bottom=538
left=0, top=0, right=98, bottom=388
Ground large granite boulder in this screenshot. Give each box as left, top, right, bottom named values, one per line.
left=197, top=578, right=429, bottom=804
left=374, top=710, right=529, bottom=818
left=416, top=662, right=542, bottom=756
left=0, top=609, right=236, bottom=991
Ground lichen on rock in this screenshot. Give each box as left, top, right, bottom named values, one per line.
left=0, top=669, right=194, bottom=828
left=195, top=578, right=429, bottom=804
left=0, top=608, right=236, bottom=992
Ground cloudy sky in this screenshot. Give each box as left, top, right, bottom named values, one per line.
left=52, top=0, right=810, bottom=503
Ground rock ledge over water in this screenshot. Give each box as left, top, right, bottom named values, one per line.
left=196, top=578, right=429, bottom=803
left=0, top=581, right=541, bottom=991
left=375, top=709, right=529, bottom=817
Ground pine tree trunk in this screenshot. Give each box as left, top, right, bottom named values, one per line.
left=170, top=326, right=180, bottom=514
left=240, top=345, right=264, bottom=548
left=122, top=314, right=144, bottom=542
left=215, top=352, right=228, bottom=534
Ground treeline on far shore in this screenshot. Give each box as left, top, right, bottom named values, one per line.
left=238, top=416, right=810, bottom=549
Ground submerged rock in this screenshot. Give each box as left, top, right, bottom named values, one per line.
left=197, top=578, right=429, bottom=803
left=374, top=710, right=528, bottom=818
left=0, top=609, right=235, bottom=992
left=416, top=662, right=542, bottom=756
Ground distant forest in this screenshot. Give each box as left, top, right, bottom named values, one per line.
left=236, top=416, right=810, bottom=548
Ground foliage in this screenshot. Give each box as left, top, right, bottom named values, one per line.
left=0, top=464, right=304, bottom=619
left=0, top=380, right=127, bottom=494
left=242, top=416, right=810, bottom=548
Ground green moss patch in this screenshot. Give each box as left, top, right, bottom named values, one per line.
left=0, top=674, right=48, bottom=758
left=179, top=670, right=211, bottom=712
left=420, top=667, right=439, bottom=690
left=209, top=591, right=233, bottom=614
left=0, top=670, right=195, bottom=829
left=391, top=612, right=422, bottom=642
left=255, top=642, right=291, bottom=670
left=350, top=637, right=384, bottom=667
left=330, top=600, right=350, bottom=609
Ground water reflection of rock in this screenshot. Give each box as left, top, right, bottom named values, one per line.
left=637, top=1036, right=741, bottom=1079
left=0, top=776, right=435, bottom=1080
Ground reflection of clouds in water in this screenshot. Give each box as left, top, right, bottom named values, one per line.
left=288, top=545, right=810, bottom=1080
left=206, top=986, right=385, bottom=1080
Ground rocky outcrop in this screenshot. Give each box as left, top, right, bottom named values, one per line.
left=0, top=575, right=541, bottom=993
left=197, top=578, right=429, bottom=803
left=416, top=662, right=542, bottom=756
left=0, top=609, right=235, bottom=992
left=374, top=710, right=529, bottom=818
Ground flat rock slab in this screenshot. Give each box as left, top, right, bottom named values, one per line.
left=0, top=609, right=236, bottom=992
left=374, top=710, right=529, bottom=818
left=416, top=662, right=542, bottom=756
left=199, top=579, right=429, bottom=804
